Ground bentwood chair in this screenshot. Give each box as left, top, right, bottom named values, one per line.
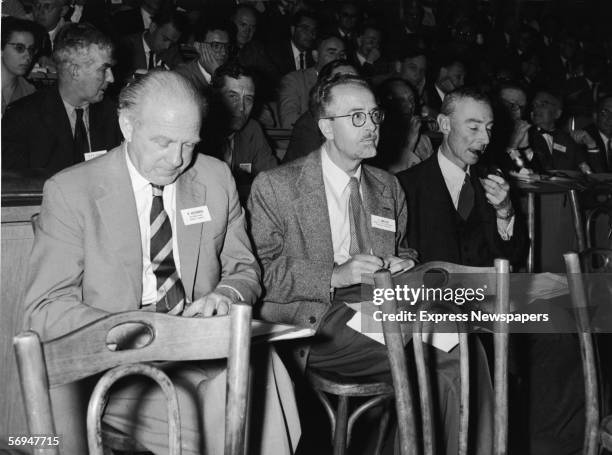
left=374, top=259, right=510, bottom=455
left=565, top=250, right=612, bottom=454
left=14, top=304, right=252, bottom=455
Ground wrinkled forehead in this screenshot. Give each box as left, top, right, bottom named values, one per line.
left=222, top=75, right=255, bottom=95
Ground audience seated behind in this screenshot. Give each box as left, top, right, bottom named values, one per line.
left=278, top=33, right=346, bottom=129
left=196, top=62, right=278, bottom=203
left=1, top=17, right=39, bottom=115
left=423, top=53, right=467, bottom=118
left=116, top=9, right=187, bottom=85
left=283, top=59, right=358, bottom=164
left=349, top=24, right=393, bottom=81
left=175, top=19, right=232, bottom=96
left=371, top=77, right=433, bottom=173
left=2, top=22, right=121, bottom=173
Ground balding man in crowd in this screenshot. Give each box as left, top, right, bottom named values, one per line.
left=23, top=70, right=299, bottom=454
left=2, top=23, right=121, bottom=173
left=278, top=33, right=346, bottom=128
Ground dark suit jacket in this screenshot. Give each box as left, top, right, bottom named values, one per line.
left=175, top=59, right=211, bottom=96
left=527, top=126, right=586, bottom=171
left=116, top=33, right=183, bottom=84
left=584, top=123, right=611, bottom=173
left=423, top=82, right=444, bottom=116
left=248, top=148, right=412, bottom=370
left=397, top=154, right=528, bottom=267
left=111, top=7, right=145, bottom=37
left=266, top=41, right=314, bottom=83
left=1, top=87, right=122, bottom=174
left=283, top=110, right=323, bottom=163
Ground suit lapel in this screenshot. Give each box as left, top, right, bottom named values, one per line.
left=176, top=165, right=206, bottom=301
left=94, top=147, right=142, bottom=306
left=295, top=150, right=334, bottom=262
left=361, top=167, right=396, bottom=257
left=45, top=88, right=75, bottom=161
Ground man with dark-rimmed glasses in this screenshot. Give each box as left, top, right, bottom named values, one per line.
left=248, top=74, right=422, bottom=452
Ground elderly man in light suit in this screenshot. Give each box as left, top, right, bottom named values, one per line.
left=23, top=70, right=300, bottom=455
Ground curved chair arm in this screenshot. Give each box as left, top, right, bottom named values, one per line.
left=87, top=363, right=181, bottom=455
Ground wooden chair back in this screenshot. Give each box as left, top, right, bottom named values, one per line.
left=564, top=251, right=608, bottom=455
left=374, top=259, right=510, bottom=455
left=13, top=303, right=252, bottom=455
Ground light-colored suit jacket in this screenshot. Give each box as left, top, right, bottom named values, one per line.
left=24, top=145, right=261, bottom=340
left=248, top=148, right=412, bottom=369
left=277, top=67, right=317, bottom=129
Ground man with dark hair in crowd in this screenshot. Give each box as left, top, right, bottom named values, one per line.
left=423, top=53, right=466, bottom=116
left=278, top=33, right=346, bottom=128
left=584, top=94, right=612, bottom=172
left=396, top=46, right=428, bottom=105
left=332, top=1, right=360, bottom=50
left=199, top=62, right=278, bottom=202
left=527, top=89, right=593, bottom=172
left=1, top=17, right=40, bottom=115
left=23, top=69, right=299, bottom=455
left=32, top=0, right=69, bottom=49
left=350, top=23, right=391, bottom=79
left=111, top=0, right=167, bottom=36
left=175, top=20, right=232, bottom=94
left=2, top=23, right=121, bottom=173
left=116, top=9, right=187, bottom=84
left=267, top=10, right=318, bottom=80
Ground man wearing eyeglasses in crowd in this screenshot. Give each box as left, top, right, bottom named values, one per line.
left=248, top=74, right=423, bottom=450
left=176, top=20, right=232, bottom=95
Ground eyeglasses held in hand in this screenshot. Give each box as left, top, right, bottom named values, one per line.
left=321, top=108, right=385, bottom=127
left=6, top=43, right=38, bottom=55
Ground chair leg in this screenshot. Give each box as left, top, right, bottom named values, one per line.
left=373, top=400, right=391, bottom=455
left=333, top=395, right=349, bottom=455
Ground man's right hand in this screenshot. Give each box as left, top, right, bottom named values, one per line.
left=331, top=254, right=384, bottom=288
left=197, top=43, right=222, bottom=75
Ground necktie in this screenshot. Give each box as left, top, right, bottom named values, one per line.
left=73, top=108, right=89, bottom=162
left=348, top=177, right=372, bottom=255
left=148, top=51, right=155, bottom=70
left=299, top=52, right=306, bottom=70
left=457, top=174, right=474, bottom=220
left=150, top=184, right=186, bottom=313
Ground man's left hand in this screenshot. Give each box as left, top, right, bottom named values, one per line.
left=383, top=256, right=416, bottom=275
left=183, top=290, right=237, bottom=317
left=480, top=174, right=512, bottom=213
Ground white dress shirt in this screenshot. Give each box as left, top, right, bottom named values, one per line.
left=437, top=150, right=514, bottom=239
left=197, top=61, right=212, bottom=84
left=125, top=146, right=181, bottom=308
left=291, top=41, right=305, bottom=70
left=141, top=6, right=152, bottom=30
left=321, top=147, right=363, bottom=266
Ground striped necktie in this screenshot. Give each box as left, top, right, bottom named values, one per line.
left=348, top=177, right=372, bottom=255
left=150, top=184, right=185, bottom=313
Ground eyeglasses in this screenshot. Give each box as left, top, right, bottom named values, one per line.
left=205, top=41, right=231, bottom=53
left=5, top=43, right=38, bottom=55
left=321, top=108, right=385, bottom=127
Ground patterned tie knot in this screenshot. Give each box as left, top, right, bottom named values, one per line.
left=75, top=107, right=84, bottom=120
left=151, top=184, right=164, bottom=197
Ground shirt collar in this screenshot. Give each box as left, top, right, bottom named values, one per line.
left=600, top=129, right=611, bottom=143
left=438, top=147, right=469, bottom=183
left=125, top=143, right=151, bottom=194
left=142, top=33, right=151, bottom=55
left=61, top=97, right=89, bottom=114
left=321, top=146, right=362, bottom=196
left=435, top=84, right=446, bottom=102
left=356, top=52, right=367, bottom=66
left=291, top=41, right=302, bottom=59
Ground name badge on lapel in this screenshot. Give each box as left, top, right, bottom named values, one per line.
left=84, top=150, right=107, bottom=161
left=371, top=215, right=396, bottom=232
left=181, top=206, right=211, bottom=225
left=552, top=143, right=567, bottom=153
left=238, top=163, right=252, bottom=174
